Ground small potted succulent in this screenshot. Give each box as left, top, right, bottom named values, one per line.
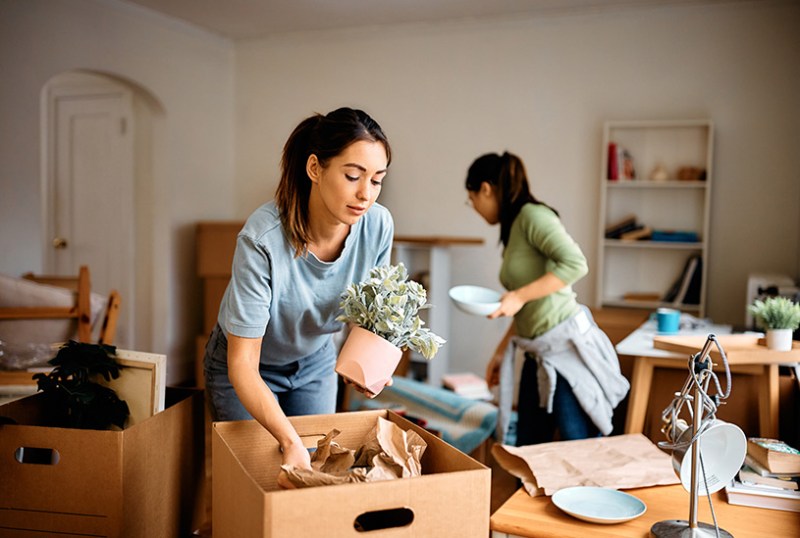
left=748, top=296, right=800, bottom=351
left=335, top=263, right=445, bottom=396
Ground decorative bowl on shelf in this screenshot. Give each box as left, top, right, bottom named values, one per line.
left=448, top=285, right=502, bottom=317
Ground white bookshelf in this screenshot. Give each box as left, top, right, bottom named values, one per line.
left=596, top=120, right=713, bottom=316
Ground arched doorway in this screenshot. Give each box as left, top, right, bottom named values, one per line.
left=41, top=70, right=164, bottom=349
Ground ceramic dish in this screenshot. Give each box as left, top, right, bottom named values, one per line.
left=551, top=486, right=646, bottom=524
left=448, top=285, right=502, bottom=316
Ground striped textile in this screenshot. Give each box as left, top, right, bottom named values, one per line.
left=346, top=376, right=498, bottom=454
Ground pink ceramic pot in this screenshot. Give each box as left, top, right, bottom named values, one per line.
left=335, top=326, right=402, bottom=396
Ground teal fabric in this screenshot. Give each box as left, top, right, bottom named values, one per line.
left=348, top=376, right=498, bottom=454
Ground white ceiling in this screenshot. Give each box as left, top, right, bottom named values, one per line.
left=119, top=0, right=732, bottom=40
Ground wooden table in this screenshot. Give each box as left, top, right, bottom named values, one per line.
left=653, top=334, right=800, bottom=441
left=491, top=485, right=800, bottom=537
left=615, top=322, right=798, bottom=439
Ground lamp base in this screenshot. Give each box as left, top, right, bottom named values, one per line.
left=651, top=520, right=734, bottom=537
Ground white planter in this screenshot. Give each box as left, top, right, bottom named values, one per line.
left=765, top=328, right=794, bottom=351
left=334, top=326, right=403, bottom=396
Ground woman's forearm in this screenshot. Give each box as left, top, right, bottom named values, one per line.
left=514, top=272, right=567, bottom=304
left=227, top=334, right=303, bottom=450
left=489, top=273, right=567, bottom=319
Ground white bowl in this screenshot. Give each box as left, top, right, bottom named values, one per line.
left=448, top=285, right=502, bottom=317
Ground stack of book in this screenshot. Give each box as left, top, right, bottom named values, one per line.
left=441, top=372, right=493, bottom=401
left=725, top=437, right=800, bottom=512
left=604, top=214, right=653, bottom=241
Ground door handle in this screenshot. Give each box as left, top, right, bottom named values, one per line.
left=52, top=237, right=68, bottom=249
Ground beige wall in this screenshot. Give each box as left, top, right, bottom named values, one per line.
left=1, top=0, right=798, bottom=381
left=233, top=1, right=800, bottom=375
left=0, top=0, right=235, bottom=382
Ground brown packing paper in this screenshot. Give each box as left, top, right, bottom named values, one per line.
left=281, top=416, right=427, bottom=488
left=492, top=433, right=680, bottom=496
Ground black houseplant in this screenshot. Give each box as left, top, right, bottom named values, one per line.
left=33, top=340, right=130, bottom=430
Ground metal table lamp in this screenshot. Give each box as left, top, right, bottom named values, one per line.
left=650, top=334, right=747, bottom=538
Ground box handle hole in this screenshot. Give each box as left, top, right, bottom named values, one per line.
left=354, top=507, right=414, bottom=532
left=15, top=447, right=60, bottom=465
left=299, top=434, right=326, bottom=449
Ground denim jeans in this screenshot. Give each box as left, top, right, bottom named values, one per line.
left=515, top=353, right=600, bottom=446
left=203, top=324, right=338, bottom=421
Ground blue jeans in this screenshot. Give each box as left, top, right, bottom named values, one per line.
left=515, top=354, right=599, bottom=446
left=204, top=324, right=338, bottom=421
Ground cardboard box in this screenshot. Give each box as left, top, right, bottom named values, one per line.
left=212, top=410, right=490, bottom=537
left=203, top=276, right=228, bottom=334
left=0, top=386, right=205, bottom=537
left=196, top=221, right=243, bottom=277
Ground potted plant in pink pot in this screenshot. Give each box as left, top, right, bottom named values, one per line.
left=335, top=263, right=445, bottom=396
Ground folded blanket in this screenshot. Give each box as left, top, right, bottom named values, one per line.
left=347, top=376, right=498, bottom=454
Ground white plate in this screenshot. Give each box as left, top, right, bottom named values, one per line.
left=551, top=487, right=646, bottom=524
left=448, top=285, right=502, bottom=316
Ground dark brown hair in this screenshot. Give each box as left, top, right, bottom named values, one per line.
left=275, top=107, right=391, bottom=256
left=465, top=151, right=558, bottom=246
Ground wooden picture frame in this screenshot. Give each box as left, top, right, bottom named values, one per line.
left=97, top=349, right=167, bottom=426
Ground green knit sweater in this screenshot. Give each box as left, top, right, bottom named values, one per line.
left=500, top=203, right=588, bottom=338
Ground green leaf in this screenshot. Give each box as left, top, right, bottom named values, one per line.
left=337, top=263, right=446, bottom=359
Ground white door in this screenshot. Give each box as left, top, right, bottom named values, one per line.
left=43, top=74, right=135, bottom=346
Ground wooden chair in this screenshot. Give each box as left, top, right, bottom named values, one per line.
left=0, top=266, right=121, bottom=387
left=17, top=266, right=121, bottom=345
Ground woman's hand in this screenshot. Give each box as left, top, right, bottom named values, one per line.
left=276, top=439, right=312, bottom=489
left=486, top=323, right=515, bottom=388
left=488, top=290, right=525, bottom=319
left=344, top=377, right=393, bottom=399
left=485, top=351, right=504, bottom=388
left=489, top=273, right=568, bottom=320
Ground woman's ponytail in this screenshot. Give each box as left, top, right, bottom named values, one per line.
left=276, top=114, right=321, bottom=257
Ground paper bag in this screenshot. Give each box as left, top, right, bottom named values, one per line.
left=492, top=433, right=679, bottom=496
left=281, top=416, right=427, bottom=488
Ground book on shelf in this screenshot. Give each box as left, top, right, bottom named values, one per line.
left=620, top=226, right=653, bottom=241
left=442, top=372, right=493, bottom=401
left=739, top=465, right=799, bottom=491
left=622, top=292, right=662, bottom=302
left=604, top=214, right=638, bottom=239
left=650, top=230, right=700, bottom=243
left=725, top=478, right=800, bottom=513
left=679, top=256, right=702, bottom=305
left=747, top=438, right=800, bottom=475
left=607, top=142, right=618, bottom=180
left=662, top=254, right=701, bottom=305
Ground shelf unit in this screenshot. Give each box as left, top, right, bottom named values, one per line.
left=596, top=120, right=713, bottom=316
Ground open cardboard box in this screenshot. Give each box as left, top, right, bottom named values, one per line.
left=212, top=409, right=490, bottom=537
left=0, top=386, right=205, bottom=537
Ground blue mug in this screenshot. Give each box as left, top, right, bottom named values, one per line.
left=657, top=308, right=681, bottom=335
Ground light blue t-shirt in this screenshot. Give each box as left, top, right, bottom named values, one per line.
left=218, top=200, right=394, bottom=366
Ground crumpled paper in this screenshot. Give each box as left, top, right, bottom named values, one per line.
left=492, top=433, right=680, bottom=496
left=280, top=416, right=427, bottom=488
